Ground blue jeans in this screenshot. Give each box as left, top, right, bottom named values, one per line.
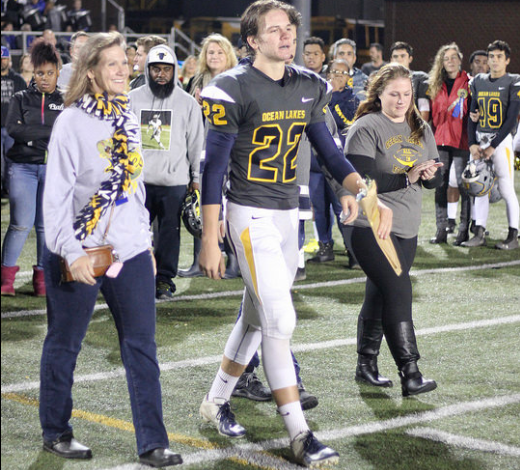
left=40, top=249, right=169, bottom=456
left=309, top=170, right=343, bottom=245
left=1, top=162, right=46, bottom=267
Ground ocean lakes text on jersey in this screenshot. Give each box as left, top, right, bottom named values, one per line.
left=262, top=109, right=306, bottom=122
left=476, top=91, right=500, bottom=97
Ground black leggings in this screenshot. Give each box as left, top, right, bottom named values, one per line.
left=351, top=227, right=417, bottom=326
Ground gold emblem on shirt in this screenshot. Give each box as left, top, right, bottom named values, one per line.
left=393, top=145, right=420, bottom=171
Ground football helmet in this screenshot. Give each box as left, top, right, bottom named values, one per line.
left=181, top=189, right=202, bottom=238
left=488, top=180, right=502, bottom=204
left=461, top=160, right=497, bottom=197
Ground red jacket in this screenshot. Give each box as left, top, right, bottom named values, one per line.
left=431, top=71, right=470, bottom=149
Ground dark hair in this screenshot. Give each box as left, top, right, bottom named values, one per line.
left=30, top=38, right=60, bottom=70
left=241, top=0, right=301, bottom=55
left=304, top=36, right=325, bottom=51
left=469, top=50, right=487, bottom=64
left=356, top=63, right=426, bottom=141
left=487, top=40, right=511, bottom=59
left=390, top=41, right=413, bottom=57
left=370, top=42, right=383, bottom=53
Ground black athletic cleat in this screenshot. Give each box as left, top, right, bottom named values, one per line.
left=308, top=241, right=334, bottom=263
left=495, top=227, right=519, bottom=250
left=156, top=281, right=176, bottom=300
left=232, top=371, right=272, bottom=401
left=298, top=382, right=318, bottom=410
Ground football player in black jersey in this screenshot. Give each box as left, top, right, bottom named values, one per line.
left=197, top=0, right=392, bottom=466
left=464, top=40, right=520, bottom=249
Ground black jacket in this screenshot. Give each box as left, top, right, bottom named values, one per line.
left=1, top=69, right=27, bottom=126
left=6, top=82, right=64, bottom=164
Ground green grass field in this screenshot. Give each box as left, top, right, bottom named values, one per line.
left=1, top=180, right=520, bottom=470
left=141, top=125, right=171, bottom=151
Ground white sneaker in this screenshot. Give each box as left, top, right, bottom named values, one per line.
left=291, top=430, right=339, bottom=467
left=199, top=394, right=246, bottom=438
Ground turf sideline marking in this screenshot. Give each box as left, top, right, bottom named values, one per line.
left=3, top=260, right=519, bottom=319
left=99, top=393, right=520, bottom=470
left=1, top=392, right=222, bottom=452
left=2, top=391, right=298, bottom=470
left=3, top=314, right=519, bottom=394
left=406, top=427, right=520, bottom=457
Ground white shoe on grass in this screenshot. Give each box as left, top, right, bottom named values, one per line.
left=291, top=430, right=339, bottom=467
left=199, top=394, right=246, bottom=438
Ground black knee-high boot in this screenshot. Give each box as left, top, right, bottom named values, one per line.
left=384, top=321, right=437, bottom=397
left=355, top=318, right=393, bottom=387
left=178, top=237, right=203, bottom=278
left=223, top=238, right=241, bottom=279
left=454, top=190, right=471, bottom=246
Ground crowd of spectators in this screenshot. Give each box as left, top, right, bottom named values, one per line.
left=1, top=15, right=519, bottom=299
left=2, top=0, right=90, bottom=34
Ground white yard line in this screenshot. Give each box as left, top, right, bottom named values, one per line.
left=99, top=393, right=520, bottom=470
left=3, top=314, right=519, bottom=394
left=14, top=270, right=32, bottom=282
left=406, top=427, right=520, bottom=457
left=3, top=260, right=520, bottom=319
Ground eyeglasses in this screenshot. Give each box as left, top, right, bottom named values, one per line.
left=328, top=69, right=350, bottom=76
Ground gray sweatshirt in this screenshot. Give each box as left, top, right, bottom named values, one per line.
left=129, top=44, right=203, bottom=186
left=43, top=106, right=151, bottom=266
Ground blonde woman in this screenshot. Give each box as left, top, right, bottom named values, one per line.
left=18, top=53, right=34, bottom=86
left=40, top=32, right=182, bottom=467
left=186, top=33, right=237, bottom=104
left=427, top=43, right=471, bottom=245
left=178, top=54, right=197, bottom=89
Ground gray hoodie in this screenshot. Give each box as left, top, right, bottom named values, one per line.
left=129, top=44, right=203, bottom=187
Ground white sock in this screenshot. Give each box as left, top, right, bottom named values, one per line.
left=208, top=367, right=240, bottom=401
left=278, top=400, right=309, bottom=441
left=447, top=202, right=458, bottom=220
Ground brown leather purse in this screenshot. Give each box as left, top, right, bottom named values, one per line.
left=59, top=205, right=116, bottom=283
left=59, top=245, right=115, bottom=283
